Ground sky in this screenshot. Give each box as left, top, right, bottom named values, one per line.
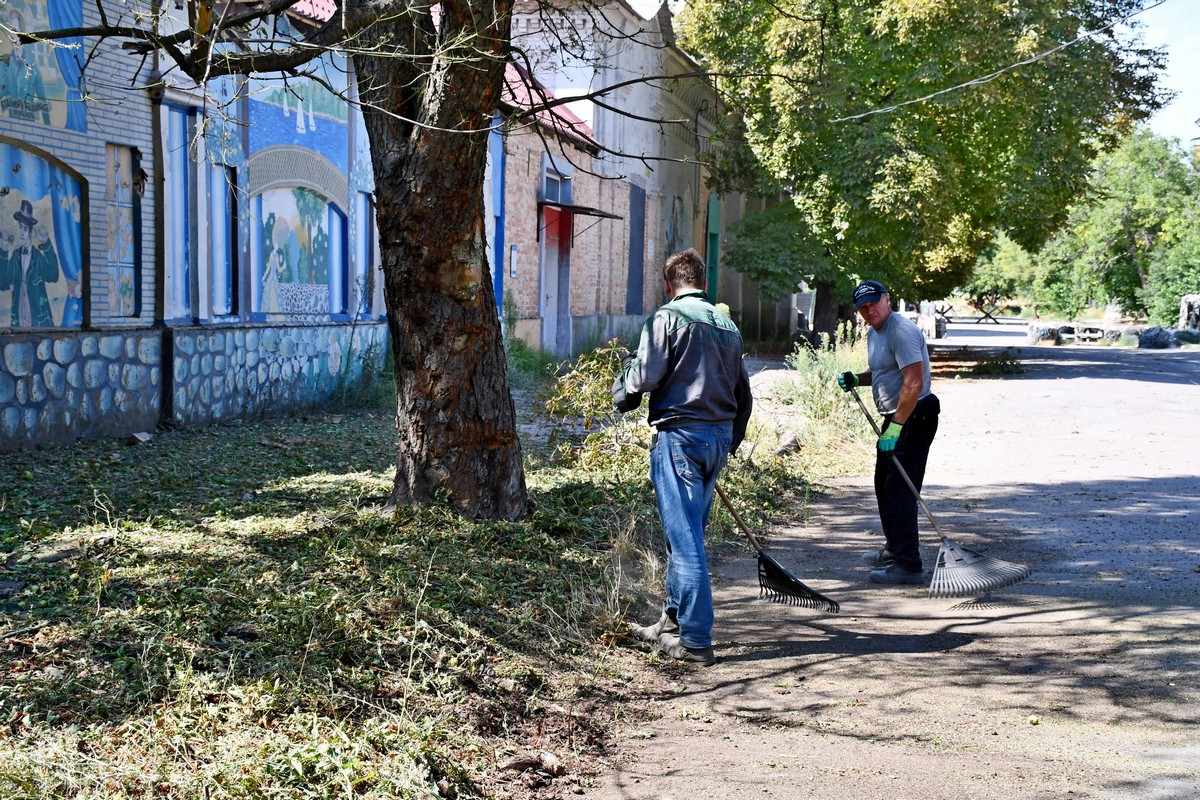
left=1126, top=0, right=1200, bottom=147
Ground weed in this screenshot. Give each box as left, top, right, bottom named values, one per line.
left=970, top=347, right=1024, bottom=376
left=505, top=338, right=558, bottom=391
left=774, top=339, right=875, bottom=477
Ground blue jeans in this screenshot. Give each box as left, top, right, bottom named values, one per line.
left=650, top=424, right=733, bottom=650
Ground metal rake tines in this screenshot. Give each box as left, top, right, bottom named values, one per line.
left=757, top=554, right=840, bottom=613
left=928, top=540, right=1032, bottom=599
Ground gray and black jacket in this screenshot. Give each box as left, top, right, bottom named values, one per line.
left=612, top=290, right=752, bottom=453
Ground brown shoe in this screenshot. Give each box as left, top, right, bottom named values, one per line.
left=656, top=633, right=715, bottom=666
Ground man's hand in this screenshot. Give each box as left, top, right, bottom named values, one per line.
left=837, top=371, right=858, bottom=393
left=878, top=421, right=903, bottom=452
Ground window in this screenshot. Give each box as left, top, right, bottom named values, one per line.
left=544, top=173, right=565, bottom=203
left=104, top=144, right=141, bottom=317
left=327, top=204, right=348, bottom=315
left=540, top=153, right=573, bottom=205
left=164, top=105, right=192, bottom=321
left=210, top=164, right=238, bottom=316
left=355, top=191, right=375, bottom=316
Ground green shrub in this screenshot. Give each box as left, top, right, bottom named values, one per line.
left=773, top=338, right=874, bottom=477
left=541, top=340, right=649, bottom=467
left=504, top=338, right=558, bottom=391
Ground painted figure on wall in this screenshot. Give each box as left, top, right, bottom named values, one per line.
left=255, top=186, right=335, bottom=314
left=0, top=144, right=85, bottom=328
left=0, top=199, right=60, bottom=326
left=0, top=8, right=50, bottom=125
left=0, top=0, right=86, bottom=131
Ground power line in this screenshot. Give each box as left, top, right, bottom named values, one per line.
left=831, top=0, right=1169, bottom=123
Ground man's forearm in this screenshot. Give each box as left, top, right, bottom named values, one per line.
left=892, top=380, right=921, bottom=424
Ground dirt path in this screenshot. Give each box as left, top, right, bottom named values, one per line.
left=584, top=330, right=1200, bottom=800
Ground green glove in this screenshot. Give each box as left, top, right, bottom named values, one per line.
left=837, top=371, right=859, bottom=393
left=878, top=421, right=903, bottom=452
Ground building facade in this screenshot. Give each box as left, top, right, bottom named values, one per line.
left=1, top=0, right=797, bottom=453
left=0, top=0, right=387, bottom=452
left=510, top=0, right=801, bottom=344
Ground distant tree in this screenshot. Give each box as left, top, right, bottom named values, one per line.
left=1046, top=129, right=1197, bottom=318
left=1020, top=129, right=1200, bottom=322
left=719, top=199, right=855, bottom=339
left=1144, top=210, right=1200, bottom=326
left=963, top=231, right=1034, bottom=316
left=1029, top=228, right=1098, bottom=320
left=678, top=0, right=1166, bottom=340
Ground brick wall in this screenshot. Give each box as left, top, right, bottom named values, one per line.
left=503, top=122, right=661, bottom=354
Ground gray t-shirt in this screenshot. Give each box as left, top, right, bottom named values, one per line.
left=867, top=312, right=931, bottom=415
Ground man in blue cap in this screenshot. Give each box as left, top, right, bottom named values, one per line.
left=837, top=280, right=940, bottom=584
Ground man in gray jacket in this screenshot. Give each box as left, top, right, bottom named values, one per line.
left=613, top=248, right=752, bottom=666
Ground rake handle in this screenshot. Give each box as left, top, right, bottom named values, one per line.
left=848, top=386, right=949, bottom=544
left=715, top=482, right=766, bottom=554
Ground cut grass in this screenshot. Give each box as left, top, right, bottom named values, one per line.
left=0, top=346, right=817, bottom=799
left=0, top=410, right=636, bottom=798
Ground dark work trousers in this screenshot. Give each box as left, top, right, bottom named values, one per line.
left=873, top=393, right=940, bottom=571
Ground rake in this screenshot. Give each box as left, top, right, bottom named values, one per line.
left=848, top=386, right=1031, bottom=598
left=714, top=483, right=840, bottom=613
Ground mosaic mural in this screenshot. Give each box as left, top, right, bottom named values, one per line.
left=258, top=186, right=334, bottom=314
left=0, top=143, right=84, bottom=328
left=0, top=0, right=86, bottom=131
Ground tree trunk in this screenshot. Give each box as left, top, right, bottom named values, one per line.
left=811, top=277, right=840, bottom=348
left=356, top=2, right=527, bottom=520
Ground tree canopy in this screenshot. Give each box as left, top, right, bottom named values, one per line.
left=679, top=0, right=1166, bottom=323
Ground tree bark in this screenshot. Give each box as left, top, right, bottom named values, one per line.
left=811, top=277, right=840, bottom=348
left=356, top=2, right=527, bottom=520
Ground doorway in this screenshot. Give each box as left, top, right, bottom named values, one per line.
left=540, top=207, right=572, bottom=356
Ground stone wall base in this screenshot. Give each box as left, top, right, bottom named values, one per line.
left=0, top=321, right=389, bottom=452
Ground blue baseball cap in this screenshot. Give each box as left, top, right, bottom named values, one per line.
left=852, top=280, right=888, bottom=309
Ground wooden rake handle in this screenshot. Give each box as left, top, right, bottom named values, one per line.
left=715, top=482, right=766, bottom=554
left=847, top=385, right=949, bottom=543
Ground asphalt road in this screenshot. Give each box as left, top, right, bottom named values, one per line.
left=588, top=325, right=1200, bottom=800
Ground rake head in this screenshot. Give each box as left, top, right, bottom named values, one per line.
left=757, top=551, right=840, bottom=613
left=929, top=538, right=1031, bottom=599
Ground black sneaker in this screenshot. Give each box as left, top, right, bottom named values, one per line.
left=862, top=548, right=897, bottom=568
left=868, top=565, right=925, bottom=585
left=656, top=633, right=716, bottom=666
left=631, top=610, right=679, bottom=643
